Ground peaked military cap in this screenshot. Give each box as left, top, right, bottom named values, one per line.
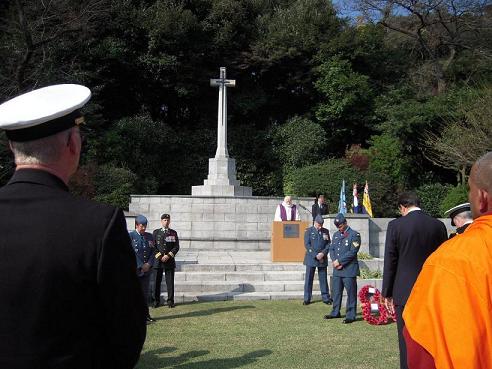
left=161, top=213, right=170, bottom=220
left=0, top=84, right=91, bottom=142
left=135, top=215, right=148, bottom=225
left=444, top=203, right=471, bottom=226
left=314, top=215, right=324, bottom=225
left=334, top=213, right=346, bottom=226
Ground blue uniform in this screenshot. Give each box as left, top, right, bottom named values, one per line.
left=328, top=226, right=361, bottom=320
left=129, top=230, right=154, bottom=314
left=303, top=226, right=332, bottom=303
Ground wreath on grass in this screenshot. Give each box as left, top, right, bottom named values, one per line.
left=358, top=285, right=396, bottom=325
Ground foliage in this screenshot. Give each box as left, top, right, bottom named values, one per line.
left=359, top=268, right=383, bottom=279
left=273, top=116, right=326, bottom=172
left=357, top=252, right=373, bottom=260
left=367, top=133, right=409, bottom=187
left=283, top=158, right=362, bottom=200
left=93, top=165, right=139, bottom=210
left=423, top=86, right=492, bottom=184
left=440, top=185, right=469, bottom=216
left=416, top=183, right=453, bottom=218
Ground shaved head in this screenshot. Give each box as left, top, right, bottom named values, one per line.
left=469, top=152, right=492, bottom=218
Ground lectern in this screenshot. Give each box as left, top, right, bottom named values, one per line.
left=271, top=221, right=310, bottom=262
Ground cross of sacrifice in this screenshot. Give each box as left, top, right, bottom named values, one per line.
left=210, top=67, right=235, bottom=158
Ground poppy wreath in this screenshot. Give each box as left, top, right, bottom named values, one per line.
left=358, top=285, right=396, bottom=325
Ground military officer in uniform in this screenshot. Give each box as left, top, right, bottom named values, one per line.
left=444, top=202, right=473, bottom=239
left=303, top=215, right=333, bottom=305
left=129, top=215, right=155, bottom=322
left=0, top=84, right=146, bottom=369
left=324, top=213, right=361, bottom=323
left=152, top=213, right=180, bottom=308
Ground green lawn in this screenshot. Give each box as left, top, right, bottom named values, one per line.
left=137, top=300, right=399, bottom=369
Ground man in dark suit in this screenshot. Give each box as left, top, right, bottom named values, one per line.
left=312, top=194, right=329, bottom=223
left=152, top=213, right=180, bottom=308
left=0, top=85, right=146, bottom=369
left=303, top=215, right=332, bottom=305
left=382, top=191, right=447, bottom=369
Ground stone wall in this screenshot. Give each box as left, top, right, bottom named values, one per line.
left=128, top=195, right=453, bottom=255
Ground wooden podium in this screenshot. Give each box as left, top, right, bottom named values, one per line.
left=271, top=221, right=310, bottom=262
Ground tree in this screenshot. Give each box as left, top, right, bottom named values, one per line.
left=423, top=85, right=492, bottom=184
left=352, top=0, right=492, bottom=93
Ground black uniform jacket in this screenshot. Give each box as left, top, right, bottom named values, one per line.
left=0, top=169, right=146, bottom=369
left=382, top=210, right=448, bottom=306
left=152, top=228, right=180, bottom=269
left=311, top=203, right=328, bottom=220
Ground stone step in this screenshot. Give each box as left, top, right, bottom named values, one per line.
left=155, top=278, right=383, bottom=294
left=175, top=259, right=383, bottom=273
left=175, top=271, right=306, bottom=282
left=159, top=279, right=383, bottom=303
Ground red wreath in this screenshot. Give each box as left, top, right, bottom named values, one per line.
left=358, top=285, right=396, bottom=325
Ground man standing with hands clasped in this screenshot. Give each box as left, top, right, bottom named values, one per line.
left=324, top=214, right=361, bottom=323
left=303, top=215, right=333, bottom=305
left=153, top=213, right=180, bottom=308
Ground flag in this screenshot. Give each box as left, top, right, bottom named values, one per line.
left=362, top=181, right=373, bottom=217
left=352, top=183, right=360, bottom=213
left=338, top=179, right=347, bottom=214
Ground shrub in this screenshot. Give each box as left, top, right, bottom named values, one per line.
left=440, top=184, right=469, bottom=215
left=359, top=268, right=383, bottom=279
left=93, top=165, right=138, bottom=210
left=416, top=183, right=453, bottom=217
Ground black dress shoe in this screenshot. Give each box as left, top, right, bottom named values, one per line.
left=323, top=299, right=333, bottom=305
left=153, top=301, right=160, bottom=308
left=323, top=314, right=341, bottom=319
left=146, top=316, right=156, bottom=323
left=302, top=301, right=310, bottom=306
left=342, top=318, right=355, bottom=324
left=168, top=302, right=175, bottom=308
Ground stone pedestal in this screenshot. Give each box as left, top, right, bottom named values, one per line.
left=192, top=157, right=252, bottom=196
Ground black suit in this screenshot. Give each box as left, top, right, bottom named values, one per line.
left=311, top=202, right=328, bottom=221
left=0, top=169, right=146, bottom=369
left=382, top=209, right=447, bottom=369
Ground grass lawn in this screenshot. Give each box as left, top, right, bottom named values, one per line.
left=137, top=300, right=399, bottom=369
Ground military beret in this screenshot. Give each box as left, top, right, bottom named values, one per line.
left=444, top=203, right=471, bottom=226
left=161, top=213, right=170, bottom=220
left=0, top=84, right=91, bottom=142
left=135, top=215, right=148, bottom=225
left=314, top=215, right=324, bottom=225
left=334, top=213, right=346, bottom=226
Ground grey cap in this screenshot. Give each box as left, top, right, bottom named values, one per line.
left=314, top=215, right=324, bottom=225
left=135, top=215, right=148, bottom=225
left=334, top=213, right=346, bottom=226
left=444, top=203, right=471, bottom=226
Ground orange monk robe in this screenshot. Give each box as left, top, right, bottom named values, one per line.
left=403, top=214, right=492, bottom=369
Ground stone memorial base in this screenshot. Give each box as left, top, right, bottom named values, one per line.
left=191, top=157, right=252, bottom=197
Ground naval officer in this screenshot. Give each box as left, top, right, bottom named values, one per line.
left=303, top=215, right=333, bottom=305
left=324, top=213, right=361, bottom=323
left=0, top=84, right=146, bottom=368
left=444, top=202, right=473, bottom=239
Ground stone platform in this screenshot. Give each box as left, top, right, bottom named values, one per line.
left=150, top=250, right=384, bottom=303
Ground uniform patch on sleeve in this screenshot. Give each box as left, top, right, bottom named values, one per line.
left=352, top=241, right=360, bottom=247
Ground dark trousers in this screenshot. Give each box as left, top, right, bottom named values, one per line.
left=395, top=304, right=408, bottom=369
left=139, top=273, right=151, bottom=318
left=154, top=267, right=175, bottom=304
left=304, top=266, right=331, bottom=302
left=330, top=276, right=357, bottom=320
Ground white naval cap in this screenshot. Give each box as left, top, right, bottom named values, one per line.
left=444, top=202, right=471, bottom=226
left=0, top=84, right=91, bottom=142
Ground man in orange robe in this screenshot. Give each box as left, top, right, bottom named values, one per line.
left=403, top=152, right=492, bottom=369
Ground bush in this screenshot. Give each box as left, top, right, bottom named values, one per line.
left=283, top=158, right=362, bottom=204
left=359, top=268, right=383, bottom=279
left=93, top=165, right=139, bottom=210
left=416, top=183, right=453, bottom=217
left=440, top=185, right=469, bottom=215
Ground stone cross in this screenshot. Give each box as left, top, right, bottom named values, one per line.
left=210, top=67, right=235, bottom=158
